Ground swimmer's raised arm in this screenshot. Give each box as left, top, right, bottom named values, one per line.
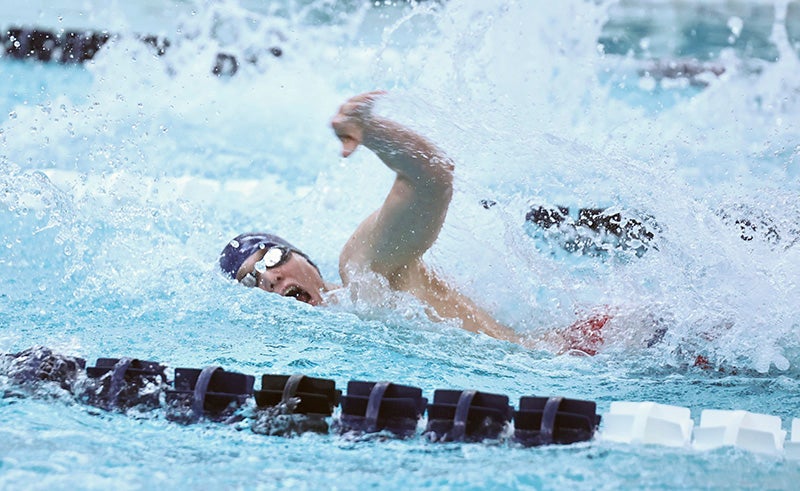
left=332, top=91, right=454, bottom=282
left=328, top=92, right=599, bottom=353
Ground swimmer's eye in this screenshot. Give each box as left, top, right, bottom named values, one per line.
left=239, top=246, right=292, bottom=288
left=255, top=245, right=292, bottom=272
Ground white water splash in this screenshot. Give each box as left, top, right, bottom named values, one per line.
left=2, top=0, right=799, bottom=372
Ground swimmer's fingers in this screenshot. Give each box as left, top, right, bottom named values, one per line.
left=331, top=116, right=363, bottom=158
left=341, top=90, right=387, bottom=117
left=337, top=131, right=361, bottom=158
left=330, top=90, right=387, bottom=157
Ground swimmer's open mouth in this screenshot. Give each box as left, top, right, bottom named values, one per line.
left=282, top=285, right=312, bottom=304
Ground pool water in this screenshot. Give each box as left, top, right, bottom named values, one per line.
left=2, top=0, right=800, bottom=489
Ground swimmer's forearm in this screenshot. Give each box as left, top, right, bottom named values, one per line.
left=361, top=116, right=454, bottom=190
left=334, top=92, right=454, bottom=278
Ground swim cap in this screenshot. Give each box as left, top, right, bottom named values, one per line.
left=219, top=232, right=319, bottom=280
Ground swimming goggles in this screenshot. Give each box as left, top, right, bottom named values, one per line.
left=239, top=245, right=292, bottom=288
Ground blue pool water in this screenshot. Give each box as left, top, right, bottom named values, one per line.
left=2, top=0, right=800, bottom=489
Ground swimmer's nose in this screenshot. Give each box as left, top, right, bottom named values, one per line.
left=258, top=269, right=283, bottom=293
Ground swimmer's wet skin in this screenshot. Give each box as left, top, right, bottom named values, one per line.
left=220, top=91, right=606, bottom=354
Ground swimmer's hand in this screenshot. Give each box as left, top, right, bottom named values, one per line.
left=331, top=90, right=386, bottom=158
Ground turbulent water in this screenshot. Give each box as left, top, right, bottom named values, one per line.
left=1, top=0, right=800, bottom=489
left=3, top=0, right=798, bottom=370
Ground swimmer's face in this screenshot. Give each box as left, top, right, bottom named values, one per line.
left=235, top=247, right=326, bottom=306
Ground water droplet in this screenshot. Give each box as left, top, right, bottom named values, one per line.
left=8, top=111, right=17, bottom=119
left=727, top=16, right=743, bottom=38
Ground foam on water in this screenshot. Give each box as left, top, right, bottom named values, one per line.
left=2, top=0, right=800, bottom=376
left=3, top=9, right=800, bottom=487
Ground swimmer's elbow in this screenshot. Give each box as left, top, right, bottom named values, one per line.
left=415, top=156, right=454, bottom=196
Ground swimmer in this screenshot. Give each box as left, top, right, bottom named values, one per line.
left=219, top=91, right=597, bottom=352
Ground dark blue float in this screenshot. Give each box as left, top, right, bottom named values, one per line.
left=1, top=347, right=600, bottom=445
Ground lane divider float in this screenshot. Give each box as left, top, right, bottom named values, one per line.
left=602, top=401, right=694, bottom=447
left=3, top=346, right=797, bottom=458
left=693, top=409, right=786, bottom=456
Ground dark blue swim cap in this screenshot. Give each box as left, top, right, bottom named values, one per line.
left=219, top=232, right=318, bottom=280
